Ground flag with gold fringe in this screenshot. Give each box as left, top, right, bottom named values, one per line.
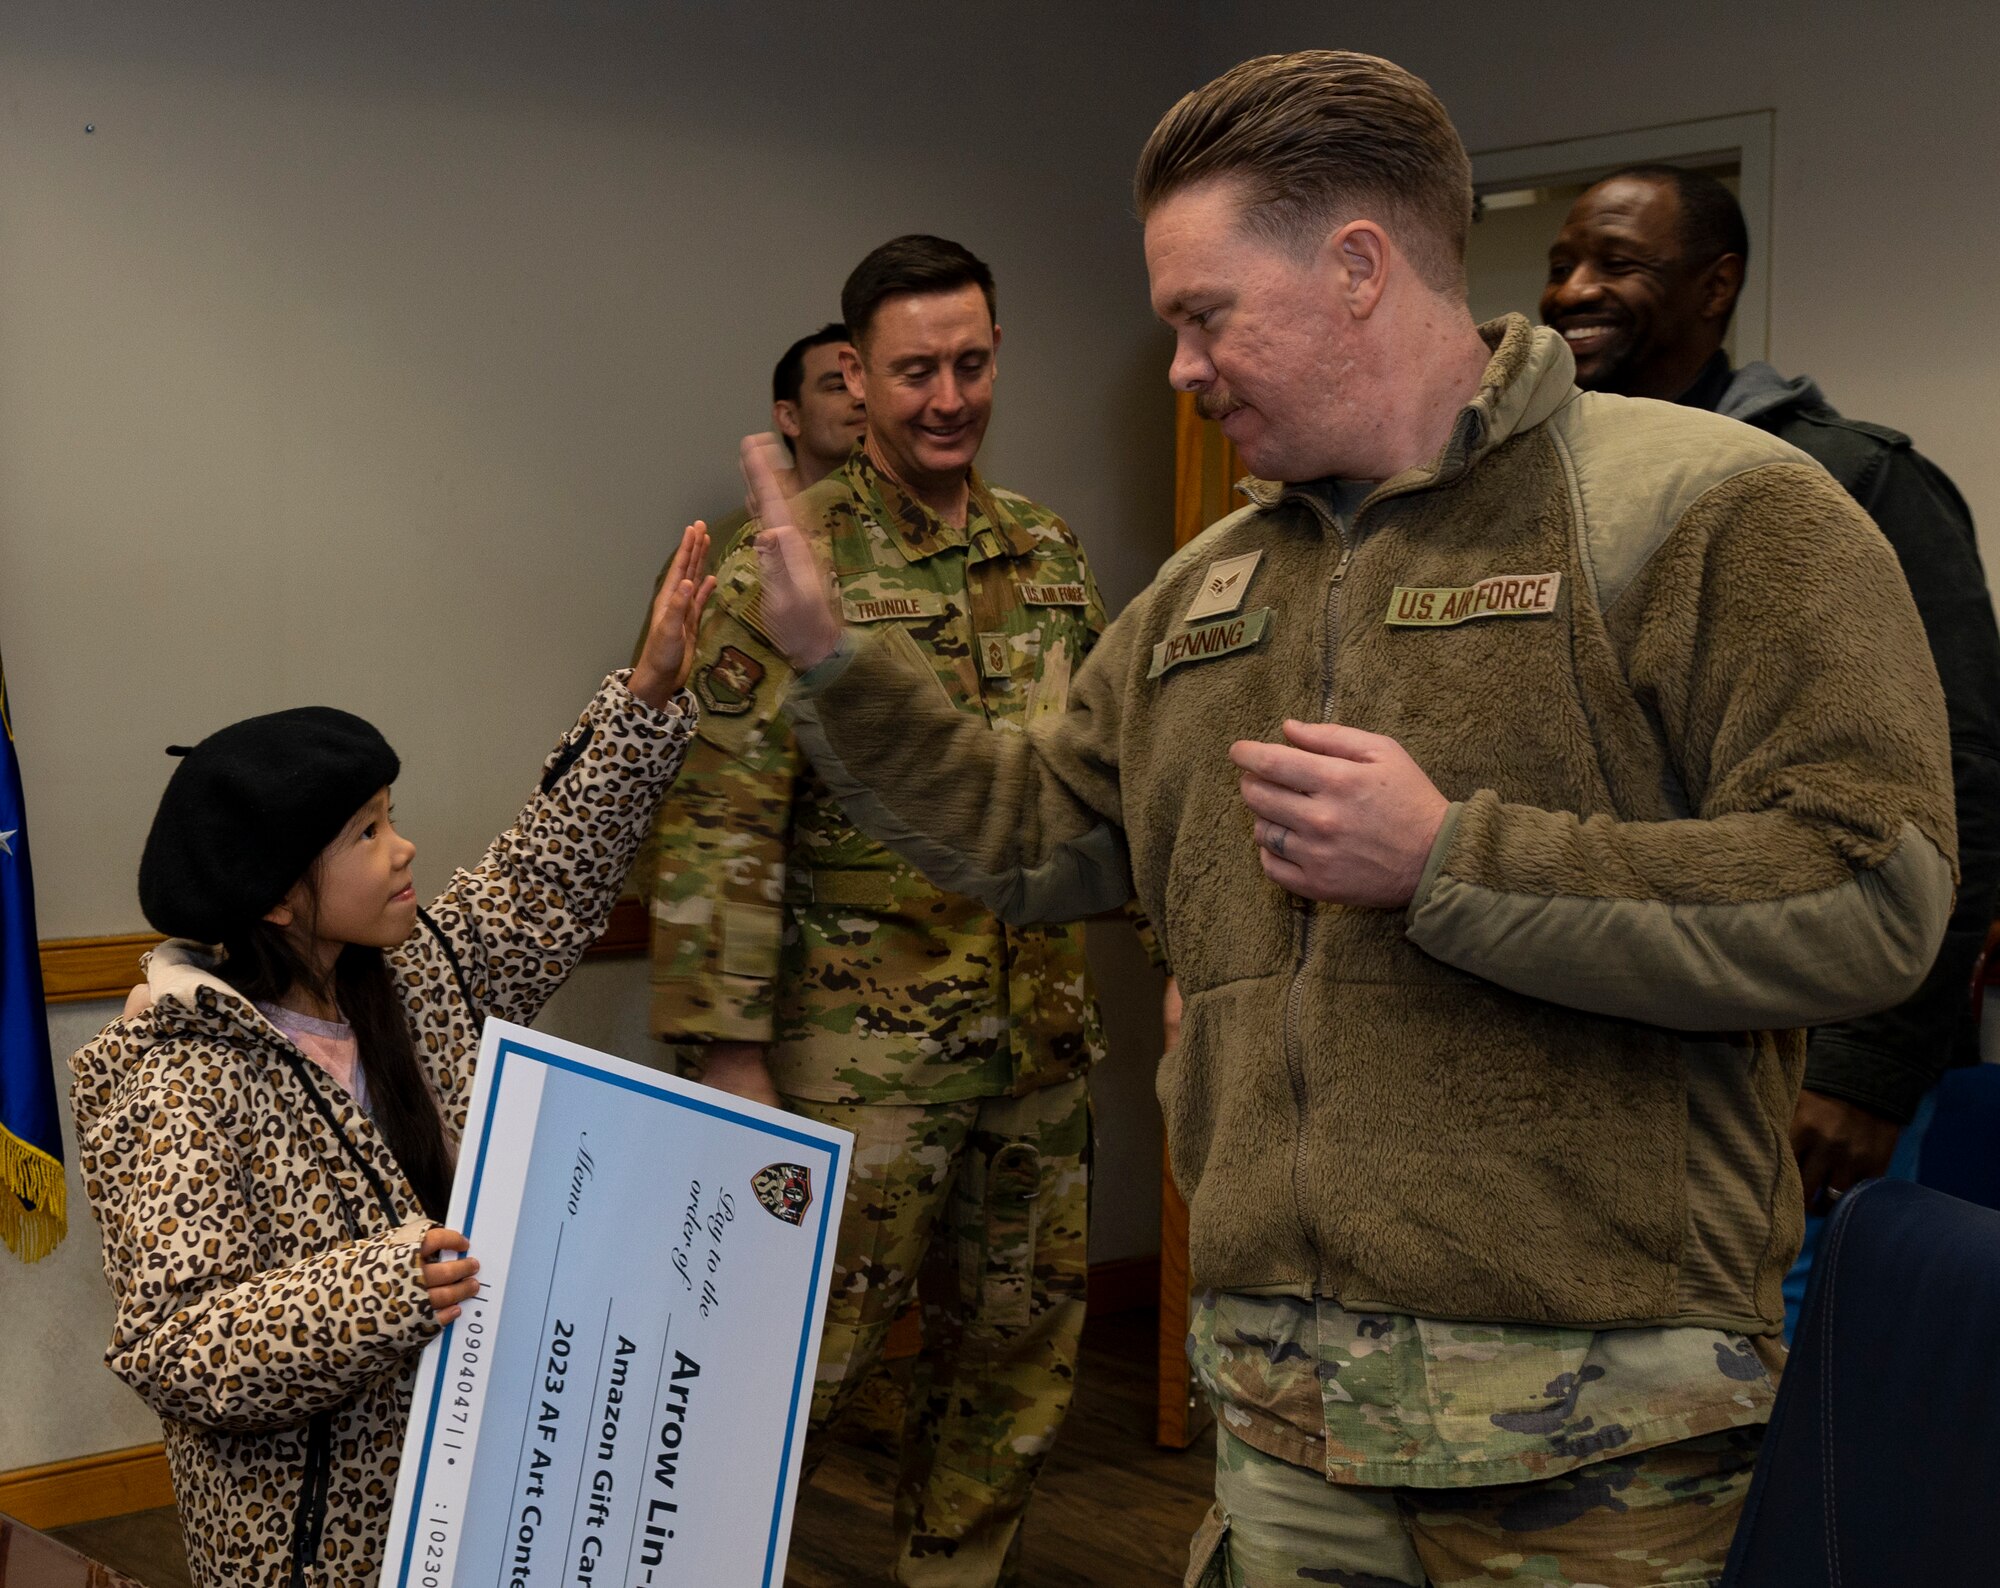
left=0, top=652, right=64, bottom=1262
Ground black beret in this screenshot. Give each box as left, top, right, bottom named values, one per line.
left=138, top=706, right=400, bottom=944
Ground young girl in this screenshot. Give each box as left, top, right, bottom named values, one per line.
left=70, top=527, right=712, bottom=1588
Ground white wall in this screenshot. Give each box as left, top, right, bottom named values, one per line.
left=0, top=0, right=1189, bottom=1475
left=1198, top=0, right=2000, bottom=576
left=4, top=999, right=169, bottom=1471
left=1, top=0, right=1186, bottom=938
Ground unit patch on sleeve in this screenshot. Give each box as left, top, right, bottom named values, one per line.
left=1017, top=580, right=1089, bottom=606
left=1148, top=608, right=1272, bottom=679
left=1183, top=550, right=1264, bottom=622
left=695, top=644, right=766, bottom=715
left=1385, top=572, right=1562, bottom=627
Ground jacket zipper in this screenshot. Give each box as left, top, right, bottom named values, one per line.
left=279, top=1050, right=403, bottom=1227
left=277, top=1052, right=397, bottom=1585
left=287, top=1408, right=335, bottom=1586
left=1276, top=490, right=1357, bottom=1290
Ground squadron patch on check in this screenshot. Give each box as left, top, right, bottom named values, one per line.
left=695, top=645, right=765, bottom=715
left=752, top=1162, right=814, bottom=1226
left=1385, top=572, right=1562, bottom=627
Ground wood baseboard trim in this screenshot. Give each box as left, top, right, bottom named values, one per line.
left=38, top=899, right=654, bottom=1006
left=1088, top=1252, right=1162, bottom=1318
left=1, top=1254, right=1165, bottom=1527
left=37, top=933, right=162, bottom=1005
left=0, top=1443, right=174, bottom=1531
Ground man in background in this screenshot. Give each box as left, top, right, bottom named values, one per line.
left=709, top=322, right=867, bottom=568
left=655, top=322, right=865, bottom=583
left=1543, top=166, right=2000, bottom=1330
left=628, top=322, right=868, bottom=881
left=650, top=236, right=1112, bottom=1587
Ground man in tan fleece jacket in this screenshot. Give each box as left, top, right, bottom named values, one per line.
left=732, top=52, right=1955, bottom=1588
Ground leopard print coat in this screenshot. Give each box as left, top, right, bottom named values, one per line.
left=69, top=675, right=697, bottom=1588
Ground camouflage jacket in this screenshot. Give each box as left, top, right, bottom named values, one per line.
left=641, top=450, right=1108, bottom=1104
left=1189, top=1289, right=1782, bottom=1488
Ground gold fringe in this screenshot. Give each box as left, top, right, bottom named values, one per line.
left=0, top=1123, right=67, bottom=1264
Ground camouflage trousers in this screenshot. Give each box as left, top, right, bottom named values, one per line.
left=1190, top=1424, right=1761, bottom=1588
left=787, top=1078, right=1089, bottom=1588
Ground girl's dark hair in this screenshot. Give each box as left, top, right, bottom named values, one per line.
left=219, top=892, right=455, bottom=1222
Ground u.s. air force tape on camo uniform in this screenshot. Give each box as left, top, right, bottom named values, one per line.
left=632, top=445, right=1110, bottom=1587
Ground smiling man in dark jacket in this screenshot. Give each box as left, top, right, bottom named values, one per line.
left=1544, top=166, right=2000, bottom=1326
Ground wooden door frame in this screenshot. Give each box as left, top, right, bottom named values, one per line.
left=1155, top=391, right=1241, bottom=1448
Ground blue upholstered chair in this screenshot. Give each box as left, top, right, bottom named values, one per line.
left=1720, top=1179, right=2000, bottom=1585
left=1914, top=1061, right=2000, bottom=1211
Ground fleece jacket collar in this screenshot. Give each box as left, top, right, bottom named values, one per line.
left=1241, top=314, right=1577, bottom=515
left=140, top=938, right=288, bottom=1050
left=64, top=940, right=313, bottom=1121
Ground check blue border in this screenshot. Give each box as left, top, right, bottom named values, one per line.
left=393, top=1037, right=845, bottom=1587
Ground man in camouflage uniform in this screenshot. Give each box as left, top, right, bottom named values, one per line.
left=641, top=235, right=1107, bottom=1587
left=703, top=321, right=867, bottom=573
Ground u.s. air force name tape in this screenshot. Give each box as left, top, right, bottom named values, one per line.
left=1384, top=572, right=1562, bottom=628
left=1017, top=580, right=1088, bottom=606
left=1148, top=607, right=1272, bottom=679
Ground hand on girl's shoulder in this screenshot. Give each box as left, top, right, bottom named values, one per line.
left=122, top=983, right=153, bottom=1020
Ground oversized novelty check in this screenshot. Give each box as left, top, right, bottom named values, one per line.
left=382, top=1019, right=850, bottom=1588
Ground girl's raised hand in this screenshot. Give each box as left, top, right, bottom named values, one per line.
left=419, top=1224, right=481, bottom=1324
left=630, top=521, right=718, bottom=710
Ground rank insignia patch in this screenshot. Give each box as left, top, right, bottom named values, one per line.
left=695, top=645, right=764, bottom=715
left=751, top=1162, right=813, bottom=1226
left=1183, top=550, right=1264, bottom=622
left=979, top=632, right=1013, bottom=679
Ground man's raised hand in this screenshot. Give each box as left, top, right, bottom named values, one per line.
left=1230, top=720, right=1450, bottom=907
left=742, top=432, right=843, bottom=670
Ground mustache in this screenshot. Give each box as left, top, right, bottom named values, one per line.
left=1194, top=392, right=1241, bottom=422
